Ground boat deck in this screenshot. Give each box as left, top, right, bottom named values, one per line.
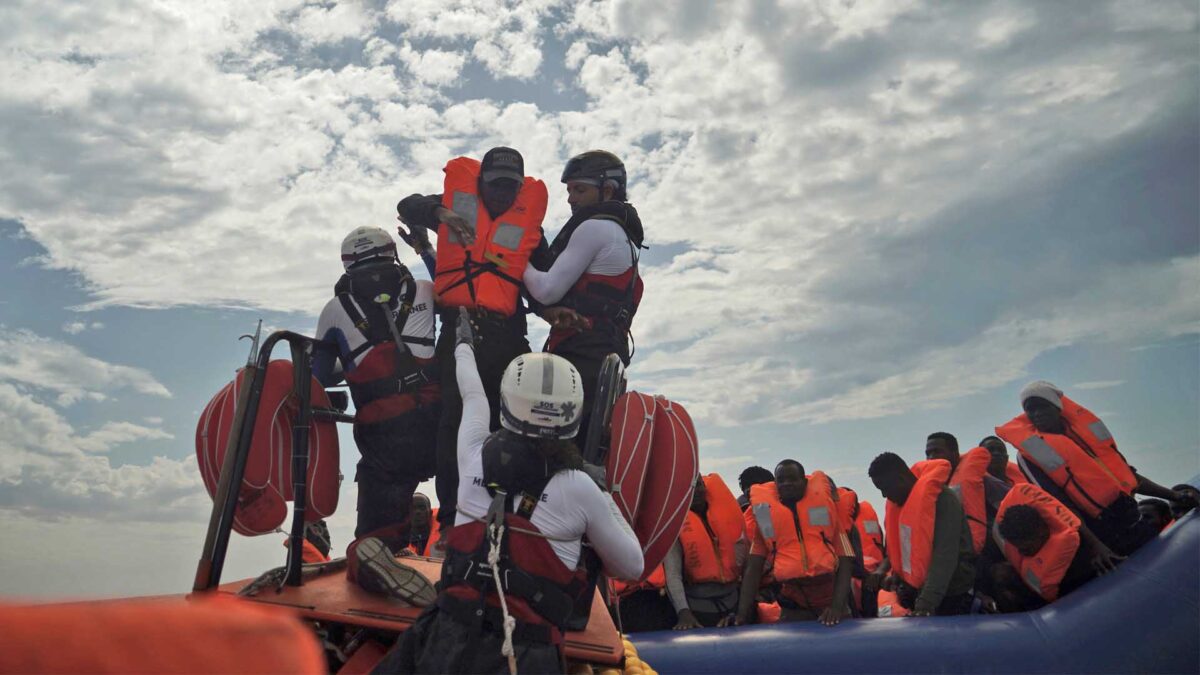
left=215, top=555, right=623, bottom=666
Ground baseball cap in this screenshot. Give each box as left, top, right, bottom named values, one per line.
left=481, top=146, right=524, bottom=183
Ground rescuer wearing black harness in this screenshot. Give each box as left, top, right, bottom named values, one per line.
left=314, top=226, right=440, bottom=553
left=522, top=150, right=646, bottom=443
left=375, top=309, right=643, bottom=674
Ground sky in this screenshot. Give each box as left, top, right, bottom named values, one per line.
left=0, top=0, right=1197, bottom=599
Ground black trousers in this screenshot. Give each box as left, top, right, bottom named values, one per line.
left=546, top=328, right=628, bottom=456
left=434, top=310, right=530, bottom=528
left=378, top=603, right=562, bottom=674
left=352, top=409, right=439, bottom=549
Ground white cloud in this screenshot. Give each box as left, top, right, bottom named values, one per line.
left=384, top=0, right=557, bottom=80
left=61, top=320, right=103, bottom=334
left=0, top=381, right=195, bottom=520
left=1072, top=380, right=1127, bottom=391
left=1, top=0, right=1197, bottom=444
left=0, top=329, right=171, bottom=404
left=292, top=1, right=378, bottom=45
left=396, top=41, right=468, bottom=86
left=0, top=328, right=190, bottom=522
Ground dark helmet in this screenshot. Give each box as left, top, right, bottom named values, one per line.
left=561, top=150, right=626, bottom=199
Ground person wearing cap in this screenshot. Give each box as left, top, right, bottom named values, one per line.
left=312, top=227, right=441, bottom=602
left=521, top=150, right=647, bottom=444
left=397, top=147, right=550, bottom=530
left=995, top=380, right=1197, bottom=555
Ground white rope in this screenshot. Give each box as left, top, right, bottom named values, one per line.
left=487, top=519, right=519, bottom=675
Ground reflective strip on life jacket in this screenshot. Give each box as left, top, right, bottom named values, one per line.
left=996, top=395, right=1136, bottom=519
left=856, top=500, right=885, bottom=573
left=748, top=472, right=841, bottom=581
left=949, top=446, right=993, bottom=554
left=434, top=157, right=547, bottom=315
left=679, top=474, right=746, bottom=584
left=885, top=459, right=951, bottom=589
left=994, top=482, right=1081, bottom=601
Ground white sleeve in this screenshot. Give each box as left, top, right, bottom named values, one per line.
left=522, top=220, right=615, bottom=305
left=578, top=478, right=644, bottom=580
left=455, top=343, right=491, bottom=467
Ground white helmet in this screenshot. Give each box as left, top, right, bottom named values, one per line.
left=499, top=353, right=584, bottom=439
left=341, top=226, right=397, bottom=270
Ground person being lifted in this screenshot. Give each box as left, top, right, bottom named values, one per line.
left=381, top=309, right=643, bottom=674
left=664, top=474, right=747, bottom=629
left=995, top=381, right=1197, bottom=555
left=313, top=227, right=440, bottom=558
left=397, top=147, right=548, bottom=529
left=522, top=150, right=645, bottom=442
left=868, top=453, right=977, bottom=616
left=735, top=460, right=855, bottom=626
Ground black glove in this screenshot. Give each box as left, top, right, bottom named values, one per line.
left=455, top=307, right=476, bottom=348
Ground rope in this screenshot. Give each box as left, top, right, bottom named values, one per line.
left=487, top=519, right=519, bottom=675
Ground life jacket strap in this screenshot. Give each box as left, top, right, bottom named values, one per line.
left=436, top=252, right=524, bottom=308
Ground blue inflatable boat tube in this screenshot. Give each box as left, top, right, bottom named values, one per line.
left=632, top=493, right=1199, bottom=674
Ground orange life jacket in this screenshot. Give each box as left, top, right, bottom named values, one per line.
left=885, top=459, right=951, bottom=590
left=948, top=446, right=992, bottom=554
left=876, top=589, right=910, bottom=618
left=423, top=509, right=442, bottom=556
left=612, top=564, right=665, bottom=597
left=435, top=157, right=547, bottom=316
left=996, top=395, right=1137, bottom=519
left=756, top=601, right=782, bottom=624
left=994, top=483, right=1082, bottom=601
left=679, top=474, right=745, bottom=584
left=856, top=500, right=885, bottom=573
left=1005, top=462, right=1029, bottom=485
left=407, top=510, right=441, bottom=557
left=835, top=487, right=858, bottom=534
left=747, top=473, right=841, bottom=581
left=284, top=537, right=330, bottom=564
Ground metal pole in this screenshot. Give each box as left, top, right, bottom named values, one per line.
left=284, top=340, right=314, bottom=586
left=193, top=330, right=281, bottom=591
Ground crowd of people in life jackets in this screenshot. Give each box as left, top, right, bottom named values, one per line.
left=611, top=380, right=1199, bottom=632
left=289, top=143, right=1196, bottom=673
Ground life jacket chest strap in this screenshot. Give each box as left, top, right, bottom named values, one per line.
left=441, top=483, right=577, bottom=629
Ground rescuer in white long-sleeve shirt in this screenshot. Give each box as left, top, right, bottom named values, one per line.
left=453, top=340, right=644, bottom=576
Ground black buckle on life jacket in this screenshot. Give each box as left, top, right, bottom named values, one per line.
left=441, top=529, right=576, bottom=627
left=437, top=251, right=523, bottom=308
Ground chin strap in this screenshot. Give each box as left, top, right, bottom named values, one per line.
left=485, top=491, right=519, bottom=675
